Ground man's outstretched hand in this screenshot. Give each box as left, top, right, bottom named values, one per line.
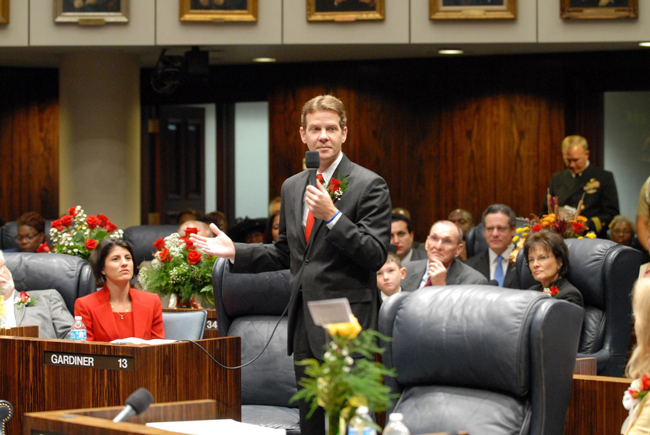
left=190, top=223, right=236, bottom=259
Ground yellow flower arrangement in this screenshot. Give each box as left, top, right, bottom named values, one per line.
left=292, top=314, right=396, bottom=435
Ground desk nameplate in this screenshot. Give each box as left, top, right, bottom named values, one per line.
left=44, top=351, right=134, bottom=372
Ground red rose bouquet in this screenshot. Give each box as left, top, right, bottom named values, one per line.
left=49, top=206, right=123, bottom=261
left=137, top=229, right=217, bottom=306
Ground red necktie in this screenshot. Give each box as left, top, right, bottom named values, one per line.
left=423, top=277, right=432, bottom=288
left=305, top=174, right=324, bottom=243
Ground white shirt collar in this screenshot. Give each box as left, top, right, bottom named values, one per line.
left=319, top=152, right=344, bottom=184
left=489, top=245, right=514, bottom=264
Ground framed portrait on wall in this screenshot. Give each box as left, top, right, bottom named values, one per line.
left=307, top=0, right=385, bottom=22
left=0, top=0, right=8, bottom=25
left=179, top=0, right=258, bottom=22
left=561, top=0, right=638, bottom=19
left=55, top=0, right=129, bottom=24
left=430, top=0, right=517, bottom=20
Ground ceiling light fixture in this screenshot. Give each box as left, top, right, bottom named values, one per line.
left=252, top=57, right=277, bottom=63
left=639, top=42, right=650, bottom=47
left=438, top=49, right=464, bottom=55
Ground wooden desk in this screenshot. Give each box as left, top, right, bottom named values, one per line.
left=0, top=325, right=38, bottom=337
left=565, top=375, right=631, bottom=435
left=0, top=336, right=240, bottom=435
left=24, top=399, right=219, bottom=435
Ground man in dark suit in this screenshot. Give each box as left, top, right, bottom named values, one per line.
left=542, top=135, right=619, bottom=238
left=191, top=95, right=391, bottom=435
left=465, top=204, right=519, bottom=289
left=391, top=214, right=426, bottom=262
left=402, top=220, right=487, bottom=291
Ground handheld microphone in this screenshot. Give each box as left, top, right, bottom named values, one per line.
left=305, top=151, right=320, bottom=187
left=112, top=388, right=154, bottom=423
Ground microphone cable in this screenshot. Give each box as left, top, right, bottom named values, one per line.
left=187, top=300, right=290, bottom=370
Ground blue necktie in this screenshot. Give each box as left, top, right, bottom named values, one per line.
left=495, top=255, right=504, bottom=287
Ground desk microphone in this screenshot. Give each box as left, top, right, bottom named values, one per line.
left=305, top=151, right=320, bottom=187
left=112, top=388, right=154, bottom=423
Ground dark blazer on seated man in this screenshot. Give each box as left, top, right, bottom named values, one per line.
left=402, top=258, right=487, bottom=291
left=466, top=249, right=518, bottom=288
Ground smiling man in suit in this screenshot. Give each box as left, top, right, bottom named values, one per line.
left=466, top=204, right=519, bottom=289
left=0, top=250, right=73, bottom=339
left=191, top=95, right=391, bottom=435
left=402, top=220, right=487, bottom=291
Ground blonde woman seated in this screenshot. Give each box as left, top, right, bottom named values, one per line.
left=75, top=239, right=165, bottom=342
left=623, top=279, right=650, bottom=435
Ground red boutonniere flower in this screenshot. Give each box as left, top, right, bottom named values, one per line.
left=152, top=238, right=166, bottom=251
left=97, top=214, right=109, bottom=227
left=60, top=215, right=73, bottom=227
left=187, top=250, right=202, bottom=265
left=325, top=173, right=349, bottom=202
left=37, top=242, right=50, bottom=253
left=85, top=239, right=98, bottom=250
left=15, top=291, right=36, bottom=309
left=624, top=374, right=650, bottom=411
left=158, top=248, right=172, bottom=263
left=542, top=285, right=560, bottom=298
left=86, top=215, right=99, bottom=229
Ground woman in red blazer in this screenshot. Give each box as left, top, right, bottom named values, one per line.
left=75, top=239, right=165, bottom=342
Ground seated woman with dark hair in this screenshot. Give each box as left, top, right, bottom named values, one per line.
left=523, top=230, right=584, bottom=307
left=74, top=239, right=165, bottom=342
left=16, top=211, right=46, bottom=253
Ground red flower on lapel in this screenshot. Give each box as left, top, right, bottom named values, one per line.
left=15, top=291, right=36, bottom=309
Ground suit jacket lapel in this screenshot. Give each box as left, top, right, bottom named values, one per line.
left=95, top=288, right=120, bottom=341
left=295, top=171, right=309, bottom=250
left=14, top=300, right=26, bottom=326
left=130, top=289, right=151, bottom=339
left=447, top=259, right=462, bottom=285
left=309, top=155, right=352, bottom=244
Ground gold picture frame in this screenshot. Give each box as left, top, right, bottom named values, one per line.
left=560, top=0, right=638, bottom=19
left=430, top=0, right=517, bottom=20
left=55, top=0, right=129, bottom=25
left=179, top=0, right=258, bottom=23
left=0, top=0, right=9, bottom=25
left=307, top=0, right=385, bottom=22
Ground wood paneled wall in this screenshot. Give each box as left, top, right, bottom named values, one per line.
left=0, top=68, right=59, bottom=223
left=267, top=57, right=566, bottom=240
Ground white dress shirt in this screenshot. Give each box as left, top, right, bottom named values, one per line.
left=488, top=246, right=514, bottom=281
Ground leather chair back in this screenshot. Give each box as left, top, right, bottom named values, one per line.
left=213, top=258, right=299, bottom=434
left=162, top=310, right=207, bottom=340
left=516, top=237, right=641, bottom=376
left=123, top=225, right=178, bottom=265
left=1, top=220, right=54, bottom=251
left=0, top=400, right=12, bottom=435
left=4, top=252, right=96, bottom=314
left=380, top=285, right=583, bottom=435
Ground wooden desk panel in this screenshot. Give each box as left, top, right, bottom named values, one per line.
left=0, top=325, right=38, bottom=337
left=0, top=336, right=240, bottom=435
left=565, top=375, right=631, bottom=435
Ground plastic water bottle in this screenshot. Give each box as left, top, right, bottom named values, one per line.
left=348, top=406, right=376, bottom=435
left=384, top=413, right=410, bottom=435
left=70, top=316, right=87, bottom=341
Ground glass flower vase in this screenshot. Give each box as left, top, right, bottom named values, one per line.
left=325, top=411, right=344, bottom=435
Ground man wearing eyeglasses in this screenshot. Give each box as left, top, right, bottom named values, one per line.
left=402, top=220, right=487, bottom=291
left=466, top=204, right=520, bottom=289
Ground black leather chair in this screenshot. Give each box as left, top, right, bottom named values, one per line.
left=0, top=400, right=12, bottom=435
left=4, top=252, right=96, bottom=315
left=123, top=225, right=178, bottom=265
left=1, top=220, right=54, bottom=251
left=516, top=237, right=641, bottom=376
left=380, top=285, right=583, bottom=435
left=213, top=258, right=299, bottom=435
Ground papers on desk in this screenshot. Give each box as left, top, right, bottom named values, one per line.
left=146, top=419, right=286, bottom=434
left=110, top=337, right=178, bottom=345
